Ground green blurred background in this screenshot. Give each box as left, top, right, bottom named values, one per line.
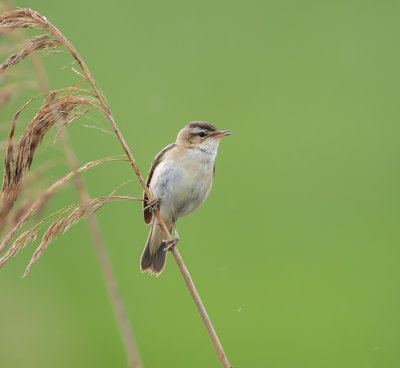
left=1, top=0, right=399, bottom=367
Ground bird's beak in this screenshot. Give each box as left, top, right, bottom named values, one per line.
left=210, top=130, right=232, bottom=139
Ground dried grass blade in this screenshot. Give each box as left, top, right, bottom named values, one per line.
left=0, top=9, right=38, bottom=34
left=23, top=195, right=140, bottom=276
left=0, top=157, right=127, bottom=255
left=0, top=159, right=57, bottom=232
left=0, top=34, right=60, bottom=73
left=1, top=93, right=98, bottom=209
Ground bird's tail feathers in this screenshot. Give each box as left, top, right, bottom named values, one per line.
left=140, top=221, right=172, bottom=275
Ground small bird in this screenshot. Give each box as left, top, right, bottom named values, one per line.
left=140, top=121, right=231, bottom=275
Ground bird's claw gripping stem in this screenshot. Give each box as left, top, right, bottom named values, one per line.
left=163, top=235, right=179, bottom=251
left=144, top=197, right=160, bottom=213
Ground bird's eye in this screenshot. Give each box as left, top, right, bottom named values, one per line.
left=198, top=132, right=206, bottom=137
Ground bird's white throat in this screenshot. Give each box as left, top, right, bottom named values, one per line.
left=196, top=138, right=221, bottom=161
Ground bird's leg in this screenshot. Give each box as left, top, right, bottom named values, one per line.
left=164, top=223, right=179, bottom=251
left=144, top=197, right=160, bottom=213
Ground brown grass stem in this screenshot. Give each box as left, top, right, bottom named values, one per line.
left=60, top=132, right=143, bottom=368
left=43, top=11, right=233, bottom=368
left=171, top=246, right=232, bottom=367
left=1, top=4, right=143, bottom=367
left=0, top=8, right=232, bottom=367
left=36, top=10, right=232, bottom=368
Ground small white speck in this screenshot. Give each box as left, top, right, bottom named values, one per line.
left=237, top=307, right=242, bottom=312
left=43, top=16, right=47, bottom=21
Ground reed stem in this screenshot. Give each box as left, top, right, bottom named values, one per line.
left=2, top=8, right=232, bottom=367
left=60, top=132, right=142, bottom=368
left=41, top=12, right=232, bottom=368
left=2, top=4, right=143, bottom=367
left=42, top=11, right=232, bottom=368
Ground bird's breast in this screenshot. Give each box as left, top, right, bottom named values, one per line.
left=150, top=148, right=215, bottom=220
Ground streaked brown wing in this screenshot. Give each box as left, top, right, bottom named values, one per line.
left=143, top=143, right=175, bottom=224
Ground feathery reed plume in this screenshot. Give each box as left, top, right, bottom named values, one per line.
left=0, top=9, right=38, bottom=33
left=0, top=34, right=60, bottom=73
left=1, top=5, right=144, bottom=367
left=0, top=195, right=138, bottom=273
left=0, top=159, right=56, bottom=232
left=60, top=133, right=144, bottom=368
left=21, top=195, right=139, bottom=276
left=0, top=8, right=232, bottom=367
left=0, top=157, right=126, bottom=255
left=1, top=90, right=96, bottom=219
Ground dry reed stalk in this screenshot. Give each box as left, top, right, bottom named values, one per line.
left=0, top=90, right=97, bottom=223
left=0, top=156, right=126, bottom=255
left=2, top=92, right=94, bottom=193
left=60, top=133, right=143, bottom=368
left=22, top=195, right=140, bottom=275
left=0, top=194, right=139, bottom=273
left=0, top=159, right=56, bottom=232
left=1, top=4, right=144, bottom=366
left=0, top=8, right=232, bottom=367
left=0, top=34, right=60, bottom=73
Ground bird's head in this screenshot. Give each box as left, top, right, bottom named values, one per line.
left=176, top=121, right=231, bottom=151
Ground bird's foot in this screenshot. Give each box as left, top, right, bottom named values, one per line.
left=144, top=197, right=160, bottom=213
left=163, top=235, right=180, bottom=251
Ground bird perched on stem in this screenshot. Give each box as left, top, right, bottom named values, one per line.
left=140, top=121, right=231, bottom=275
